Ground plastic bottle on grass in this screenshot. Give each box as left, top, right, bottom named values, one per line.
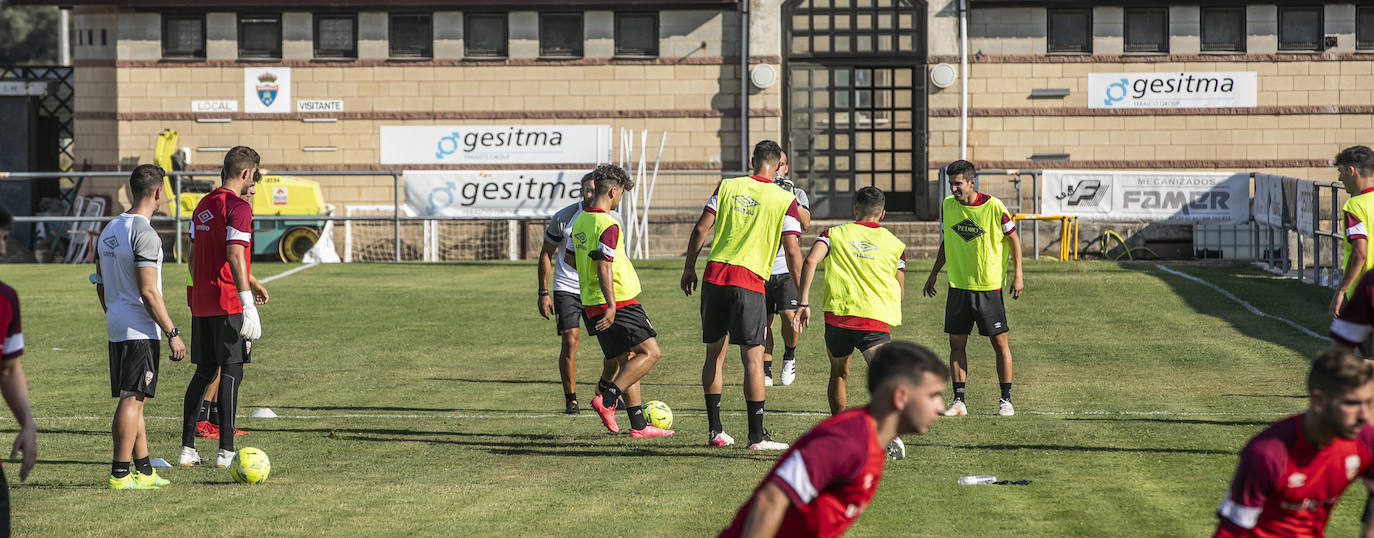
left=958, top=475, right=996, bottom=485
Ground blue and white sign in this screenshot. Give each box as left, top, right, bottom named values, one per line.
left=243, top=67, right=291, bottom=114
left=1088, top=72, right=1256, bottom=109
left=403, top=170, right=587, bottom=218
left=380, top=125, right=611, bottom=165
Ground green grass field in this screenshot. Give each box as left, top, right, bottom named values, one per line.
left=0, top=259, right=1352, bottom=536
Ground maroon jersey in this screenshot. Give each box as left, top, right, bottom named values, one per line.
left=720, top=408, right=887, bottom=538
left=0, top=281, right=21, bottom=360
left=190, top=188, right=252, bottom=317
left=1215, top=414, right=1374, bottom=537
left=1332, top=269, right=1374, bottom=346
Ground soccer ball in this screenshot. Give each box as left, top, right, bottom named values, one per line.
left=642, top=400, right=673, bottom=429
left=230, top=447, right=271, bottom=484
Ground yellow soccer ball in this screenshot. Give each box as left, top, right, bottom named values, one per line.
left=642, top=400, right=673, bottom=429
left=230, top=447, right=272, bottom=484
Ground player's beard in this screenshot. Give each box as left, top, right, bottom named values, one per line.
left=1321, top=405, right=1365, bottom=440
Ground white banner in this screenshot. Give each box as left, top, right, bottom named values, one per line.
left=244, top=67, right=291, bottom=114
left=1296, top=179, right=1316, bottom=237
left=297, top=99, right=343, bottom=113
left=0, top=81, right=49, bottom=96
left=380, top=125, right=611, bottom=165
left=192, top=100, right=238, bottom=113
left=1088, top=72, right=1257, bottom=109
left=1252, top=174, right=1285, bottom=227
left=403, top=170, right=587, bottom=218
left=1041, top=170, right=1250, bottom=223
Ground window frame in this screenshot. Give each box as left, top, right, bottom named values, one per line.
left=389, top=12, right=433, bottom=59
left=1200, top=6, right=1247, bottom=53
left=313, top=12, right=358, bottom=60
left=464, top=12, right=508, bottom=59
left=1123, top=7, right=1168, bottom=54
left=238, top=12, right=283, bottom=60
left=1277, top=5, right=1323, bottom=52
left=539, top=12, right=584, bottom=59
left=1357, top=6, right=1374, bottom=51
left=162, top=13, right=207, bottom=59
left=1046, top=7, right=1092, bottom=55
left=614, top=11, right=659, bottom=58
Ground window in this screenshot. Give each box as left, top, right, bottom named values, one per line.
left=390, top=12, right=432, bottom=58
left=162, top=14, right=206, bottom=59
left=1278, top=6, right=1322, bottom=51
left=1358, top=6, right=1374, bottom=50
left=1047, top=8, right=1091, bottom=54
left=239, top=13, right=282, bottom=59
left=465, top=13, right=507, bottom=58
left=101, top=29, right=107, bottom=46
left=540, top=12, right=583, bottom=58
left=1124, top=7, right=1167, bottom=53
left=1201, top=7, right=1246, bottom=52
left=615, top=12, right=658, bottom=57
left=314, top=13, right=357, bottom=59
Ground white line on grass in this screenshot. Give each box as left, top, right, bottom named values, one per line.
left=260, top=262, right=319, bottom=283
left=20, top=410, right=1294, bottom=422
left=1152, top=264, right=1324, bottom=341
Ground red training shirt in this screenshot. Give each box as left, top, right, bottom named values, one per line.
left=0, top=281, right=22, bottom=361
left=190, top=188, right=253, bottom=317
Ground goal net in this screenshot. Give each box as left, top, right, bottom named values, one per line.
left=342, top=205, right=546, bottom=262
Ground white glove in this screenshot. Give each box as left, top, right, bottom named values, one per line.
left=238, top=291, right=262, bottom=341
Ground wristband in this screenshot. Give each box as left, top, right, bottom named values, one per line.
left=798, top=304, right=809, bottom=308
left=238, top=291, right=255, bottom=309
left=538, top=291, right=550, bottom=297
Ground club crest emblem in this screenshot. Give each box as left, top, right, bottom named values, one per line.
left=256, top=72, right=280, bottom=107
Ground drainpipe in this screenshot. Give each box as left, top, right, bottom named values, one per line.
left=741, top=0, right=750, bottom=170
left=959, top=0, right=969, bottom=161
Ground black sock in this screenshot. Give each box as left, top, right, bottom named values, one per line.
left=746, top=401, right=766, bottom=444
left=1000, top=383, right=1012, bottom=402
left=705, top=393, right=723, bottom=433
left=182, top=362, right=219, bottom=447
left=134, top=456, right=152, bottom=476
left=217, top=362, right=243, bottom=452
left=628, top=405, right=647, bottom=430
left=208, top=402, right=220, bottom=425
left=198, top=400, right=213, bottom=422
left=953, top=382, right=966, bottom=402
left=112, top=460, right=131, bottom=478
left=783, top=346, right=796, bottom=361
left=763, top=360, right=773, bottom=377
left=601, top=384, right=622, bottom=409
left=565, top=392, right=577, bottom=404
left=596, top=380, right=611, bottom=397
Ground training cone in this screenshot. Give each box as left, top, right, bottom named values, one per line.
left=149, top=458, right=172, bottom=468
left=249, top=408, right=278, bottom=418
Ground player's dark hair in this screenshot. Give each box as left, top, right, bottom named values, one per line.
left=1336, top=146, right=1374, bottom=176
left=867, top=341, right=949, bottom=394
left=751, top=140, right=783, bottom=170
left=1308, top=347, right=1374, bottom=395
left=0, top=207, right=10, bottom=231
left=223, top=146, right=260, bottom=184
left=945, top=160, right=976, bottom=181
left=592, top=164, right=633, bottom=196
left=129, top=164, right=165, bottom=200
left=854, top=186, right=885, bottom=218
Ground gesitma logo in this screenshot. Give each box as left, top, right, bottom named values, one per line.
left=1090, top=72, right=1256, bottom=109
left=434, top=127, right=566, bottom=160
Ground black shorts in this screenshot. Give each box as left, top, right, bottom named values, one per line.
left=944, top=288, right=1010, bottom=336
left=108, top=339, right=161, bottom=398
left=0, top=467, right=9, bottom=537
left=585, top=304, right=658, bottom=360
left=824, top=325, right=891, bottom=358
left=191, top=314, right=250, bottom=366
left=764, top=274, right=798, bottom=315
left=701, top=282, right=767, bottom=346
left=552, top=291, right=584, bottom=334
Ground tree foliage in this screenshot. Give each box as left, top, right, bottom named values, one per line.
left=0, top=5, right=59, bottom=65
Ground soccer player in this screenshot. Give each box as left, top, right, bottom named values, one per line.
left=0, top=208, right=37, bottom=532
left=94, top=165, right=187, bottom=489
left=682, top=140, right=804, bottom=450
left=537, top=172, right=622, bottom=415
left=718, top=341, right=948, bottom=537
left=922, top=159, right=1023, bottom=417
left=763, top=150, right=810, bottom=388
left=1330, top=147, right=1374, bottom=351
left=566, top=164, right=672, bottom=438
left=180, top=146, right=262, bottom=468
left=191, top=173, right=264, bottom=440
left=1214, top=347, right=1374, bottom=537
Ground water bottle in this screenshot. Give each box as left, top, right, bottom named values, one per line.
left=958, top=475, right=996, bottom=485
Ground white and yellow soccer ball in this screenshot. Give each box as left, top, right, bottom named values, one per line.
left=642, top=400, right=673, bottom=429
left=230, top=447, right=271, bottom=484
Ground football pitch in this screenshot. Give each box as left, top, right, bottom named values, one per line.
left=0, top=259, right=1353, bottom=536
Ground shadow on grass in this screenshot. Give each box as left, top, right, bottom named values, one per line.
left=1220, top=393, right=1306, bottom=399
left=33, top=459, right=105, bottom=465
left=1065, top=417, right=1272, bottom=427
left=427, top=377, right=701, bottom=387
left=267, top=405, right=466, bottom=412
left=330, top=433, right=768, bottom=460
left=915, top=442, right=1231, bottom=456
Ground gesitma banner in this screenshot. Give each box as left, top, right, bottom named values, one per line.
left=381, top=125, right=611, bottom=165
left=1041, top=170, right=1250, bottom=224
left=404, top=170, right=588, bottom=218
left=1088, top=72, right=1256, bottom=109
